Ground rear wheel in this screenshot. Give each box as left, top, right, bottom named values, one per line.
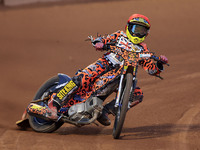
left=29, top=76, right=64, bottom=133
left=112, top=72, right=133, bottom=139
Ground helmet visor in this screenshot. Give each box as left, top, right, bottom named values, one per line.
left=128, top=24, right=149, bottom=38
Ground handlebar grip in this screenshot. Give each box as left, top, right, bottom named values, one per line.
left=151, top=55, right=170, bottom=66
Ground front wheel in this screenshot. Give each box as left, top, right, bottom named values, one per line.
left=112, top=72, right=133, bottom=139
left=28, top=76, right=64, bottom=133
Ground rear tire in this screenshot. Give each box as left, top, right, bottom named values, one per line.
left=112, top=73, right=133, bottom=139
left=29, top=76, right=64, bottom=133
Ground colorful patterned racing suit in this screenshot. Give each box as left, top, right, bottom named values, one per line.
left=67, top=30, right=164, bottom=108
left=55, top=31, right=163, bottom=110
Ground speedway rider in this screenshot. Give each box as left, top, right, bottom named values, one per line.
left=30, top=14, right=168, bottom=126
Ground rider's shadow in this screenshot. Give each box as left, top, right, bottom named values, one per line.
left=57, top=123, right=200, bottom=139
left=114, top=123, right=200, bottom=140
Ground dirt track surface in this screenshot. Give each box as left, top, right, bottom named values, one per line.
left=0, top=0, right=200, bottom=149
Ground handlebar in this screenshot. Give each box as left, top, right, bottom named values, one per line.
left=87, top=36, right=170, bottom=66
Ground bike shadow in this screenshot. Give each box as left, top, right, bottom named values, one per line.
left=114, top=123, right=200, bottom=140
left=57, top=123, right=200, bottom=139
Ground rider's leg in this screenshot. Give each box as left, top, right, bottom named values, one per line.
left=32, top=57, right=110, bottom=120
left=128, top=87, right=143, bottom=108
left=97, top=87, right=143, bottom=126
left=28, top=77, right=81, bottom=121
left=97, top=99, right=115, bottom=126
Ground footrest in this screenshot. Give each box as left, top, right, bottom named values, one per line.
left=16, top=119, right=30, bottom=129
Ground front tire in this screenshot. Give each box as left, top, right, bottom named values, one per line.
left=112, top=72, right=133, bottom=139
left=29, top=76, right=64, bottom=133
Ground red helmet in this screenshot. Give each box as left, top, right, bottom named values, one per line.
left=125, top=14, right=151, bottom=44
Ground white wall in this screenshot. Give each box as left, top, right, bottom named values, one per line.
left=3, top=0, right=63, bottom=6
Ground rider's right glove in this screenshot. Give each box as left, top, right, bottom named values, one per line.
left=92, top=37, right=104, bottom=51
left=94, top=42, right=104, bottom=51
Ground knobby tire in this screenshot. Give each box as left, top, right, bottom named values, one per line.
left=112, top=72, right=133, bottom=139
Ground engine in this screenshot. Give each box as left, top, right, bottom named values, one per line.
left=68, top=97, right=103, bottom=121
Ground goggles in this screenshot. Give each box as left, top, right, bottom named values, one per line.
left=128, top=23, right=149, bottom=38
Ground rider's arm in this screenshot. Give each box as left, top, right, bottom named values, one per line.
left=140, top=59, right=164, bottom=76
left=140, top=44, right=164, bottom=76
left=101, top=30, right=122, bottom=45
left=92, top=30, right=122, bottom=50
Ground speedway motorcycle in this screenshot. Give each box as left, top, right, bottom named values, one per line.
left=16, top=36, right=169, bottom=139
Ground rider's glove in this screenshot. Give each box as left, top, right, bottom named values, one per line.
left=92, top=37, right=104, bottom=51
left=94, top=42, right=104, bottom=51
left=155, top=55, right=168, bottom=72
left=160, top=55, right=168, bottom=64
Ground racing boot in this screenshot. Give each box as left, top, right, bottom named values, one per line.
left=97, top=99, right=116, bottom=126
left=97, top=108, right=111, bottom=126
left=27, top=96, right=61, bottom=121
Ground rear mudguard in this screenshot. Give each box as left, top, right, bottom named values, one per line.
left=16, top=73, right=71, bottom=129
left=51, top=73, right=72, bottom=91
left=57, top=73, right=71, bottom=85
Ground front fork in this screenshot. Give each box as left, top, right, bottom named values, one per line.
left=114, top=66, right=137, bottom=108
left=115, top=74, right=124, bottom=108
left=114, top=75, right=137, bottom=107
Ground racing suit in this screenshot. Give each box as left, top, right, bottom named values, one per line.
left=53, top=30, right=164, bottom=122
